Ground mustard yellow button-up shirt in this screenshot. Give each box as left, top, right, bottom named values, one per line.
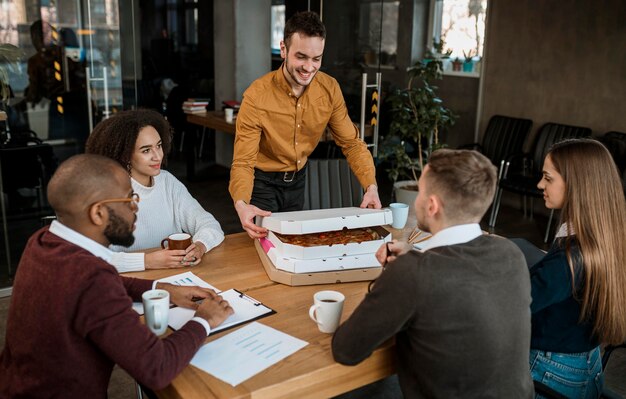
left=229, top=66, right=377, bottom=204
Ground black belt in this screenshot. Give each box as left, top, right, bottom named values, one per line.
left=255, top=165, right=307, bottom=183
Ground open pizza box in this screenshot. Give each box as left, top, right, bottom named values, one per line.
left=254, top=239, right=382, bottom=286
left=258, top=207, right=393, bottom=260
left=254, top=207, right=391, bottom=282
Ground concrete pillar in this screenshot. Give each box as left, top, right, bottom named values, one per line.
left=213, top=0, right=271, bottom=167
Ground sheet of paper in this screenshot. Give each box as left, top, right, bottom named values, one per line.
left=168, top=289, right=274, bottom=333
left=190, top=322, right=308, bottom=386
left=132, top=271, right=221, bottom=315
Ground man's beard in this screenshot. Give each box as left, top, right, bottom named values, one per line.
left=284, top=58, right=316, bottom=87
left=104, top=207, right=135, bottom=247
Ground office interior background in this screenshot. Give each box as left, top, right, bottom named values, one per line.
left=0, top=0, right=625, bottom=294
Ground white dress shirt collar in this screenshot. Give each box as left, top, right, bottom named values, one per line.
left=555, top=223, right=574, bottom=238
left=49, top=220, right=114, bottom=263
left=420, top=223, right=483, bottom=252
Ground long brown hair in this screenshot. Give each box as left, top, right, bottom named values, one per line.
left=548, top=138, right=626, bottom=344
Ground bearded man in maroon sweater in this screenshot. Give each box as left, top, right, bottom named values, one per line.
left=0, top=154, right=233, bottom=398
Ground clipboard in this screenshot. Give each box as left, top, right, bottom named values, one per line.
left=167, top=288, right=276, bottom=335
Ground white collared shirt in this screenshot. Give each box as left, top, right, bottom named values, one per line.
left=419, top=223, right=483, bottom=252
left=555, top=223, right=574, bottom=238
left=48, top=220, right=211, bottom=335
left=49, top=220, right=115, bottom=263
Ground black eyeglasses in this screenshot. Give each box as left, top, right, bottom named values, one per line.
left=93, top=192, right=140, bottom=207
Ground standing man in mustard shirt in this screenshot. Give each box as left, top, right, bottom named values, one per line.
left=229, top=11, right=381, bottom=239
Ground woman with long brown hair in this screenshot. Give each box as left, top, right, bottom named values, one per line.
left=530, top=138, right=626, bottom=397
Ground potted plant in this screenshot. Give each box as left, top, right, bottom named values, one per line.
left=378, top=57, right=457, bottom=204
left=462, top=50, right=475, bottom=73
left=452, top=57, right=463, bottom=72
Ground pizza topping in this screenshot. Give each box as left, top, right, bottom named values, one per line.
left=274, top=227, right=380, bottom=247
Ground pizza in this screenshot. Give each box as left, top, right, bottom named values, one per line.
left=274, top=227, right=380, bottom=247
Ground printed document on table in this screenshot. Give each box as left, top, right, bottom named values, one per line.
left=132, top=271, right=221, bottom=315
left=168, top=288, right=275, bottom=334
left=190, top=322, right=308, bottom=386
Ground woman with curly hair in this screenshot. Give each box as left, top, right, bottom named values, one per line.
left=530, top=138, right=626, bottom=398
left=86, top=109, right=224, bottom=272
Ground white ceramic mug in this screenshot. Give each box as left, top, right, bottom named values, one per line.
left=309, top=290, right=345, bottom=333
left=224, top=108, right=234, bottom=123
left=142, top=289, right=170, bottom=336
left=389, top=202, right=409, bottom=229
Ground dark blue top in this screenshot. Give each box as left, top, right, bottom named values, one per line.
left=529, top=237, right=598, bottom=352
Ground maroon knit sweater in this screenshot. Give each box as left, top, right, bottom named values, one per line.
left=0, top=227, right=207, bottom=398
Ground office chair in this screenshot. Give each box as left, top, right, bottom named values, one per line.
left=0, top=141, right=57, bottom=274
left=303, top=158, right=362, bottom=210
left=462, top=114, right=532, bottom=167
left=489, top=123, right=591, bottom=242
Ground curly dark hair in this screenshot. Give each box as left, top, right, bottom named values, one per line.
left=284, top=11, right=326, bottom=47
left=85, top=108, right=173, bottom=169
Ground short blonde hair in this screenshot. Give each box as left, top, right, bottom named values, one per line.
left=425, top=149, right=497, bottom=223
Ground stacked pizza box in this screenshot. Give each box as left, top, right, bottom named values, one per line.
left=257, top=207, right=393, bottom=274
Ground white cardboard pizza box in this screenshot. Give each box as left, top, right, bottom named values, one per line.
left=259, top=207, right=393, bottom=235
left=259, top=207, right=393, bottom=260
left=255, top=239, right=382, bottom=286
left=266, top=243, right=381, bottom=273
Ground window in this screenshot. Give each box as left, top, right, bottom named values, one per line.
left=359, top=0, right=399, bottom=67
left=270, top=4, right=285, bottom=54
left=429, top=0, right=488, bottom=75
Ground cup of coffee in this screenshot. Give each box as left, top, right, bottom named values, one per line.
left=389, top=202, right=409, bottom=229
left=142, top=289, right=170, bottom=335
left=309, top=290, right=345, bottom=333
left=224, top=108, right=234, bottom=123
left=161, top=233, right=192, bottom=250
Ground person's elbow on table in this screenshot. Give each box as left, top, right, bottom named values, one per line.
left=331, top=327, right=372, bottom=366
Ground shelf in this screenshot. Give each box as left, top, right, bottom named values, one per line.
left=443, top=70, right=480, bottom=79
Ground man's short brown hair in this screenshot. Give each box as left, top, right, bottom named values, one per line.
left=284, top=11, right=326, bottom=47
left=425, top=149, right=497, bottom=223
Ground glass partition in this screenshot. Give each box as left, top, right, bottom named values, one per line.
left=0, top=0, right=137, bottom=290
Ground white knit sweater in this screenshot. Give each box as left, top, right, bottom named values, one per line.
left=109, top=170, right=225, bottom=272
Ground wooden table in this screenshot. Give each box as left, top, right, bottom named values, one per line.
left=129, top=233, right=397, bottom=399
left=186, top=111, right=236, bottom=135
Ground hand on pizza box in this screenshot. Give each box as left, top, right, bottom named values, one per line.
left=360, top=185, right=382, bottom=209
left=235, top=200, right=271, bottom=239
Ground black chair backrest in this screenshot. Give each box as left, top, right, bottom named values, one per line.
left=0, top=143, right=57, bottom=192
left=482, top=115, right=532, bottom=166
left=530, top=123, right=592, bottom=175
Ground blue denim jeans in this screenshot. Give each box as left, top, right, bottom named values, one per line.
left=529, top=347, right=603, bottom=399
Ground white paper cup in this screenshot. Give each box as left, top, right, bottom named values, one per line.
left=309, top=290, right=345, bottom=333
left=224, top=108, right=234, bottom=123
left=390, top=202, right=409, bottom=229
left=142, top=289, right=170, bottom=336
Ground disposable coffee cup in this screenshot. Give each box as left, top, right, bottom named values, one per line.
left=161, top=233, right=192, bottom=250
left=142, top=289, right=170, bottom=335
left=389, top=202, right=409, bottom=229
left=224, top=108, right=234, bottom=123
left=309, top=290, right=345, bottom=333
